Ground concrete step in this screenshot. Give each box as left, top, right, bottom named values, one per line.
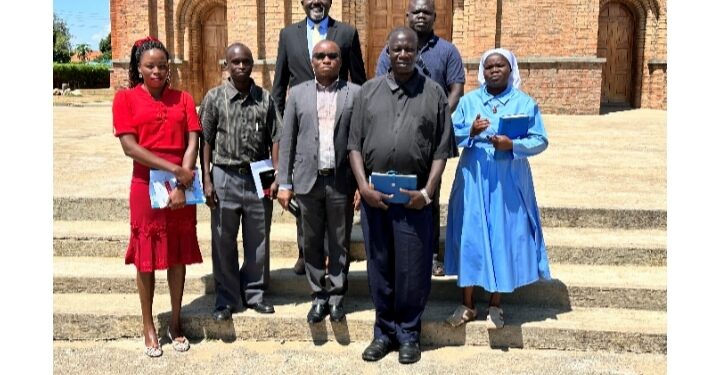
left=54, top=197, right=666, bottom=229
left=53, top=339, right=667, bottom=374
left=53, top=294, right=666, bottom=354
left=54, top=221, right=667, bottom=266
left=53, top=257, right=666, bottom=310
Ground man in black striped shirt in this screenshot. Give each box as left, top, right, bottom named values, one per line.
left=200, top=43, right=282, bottom=320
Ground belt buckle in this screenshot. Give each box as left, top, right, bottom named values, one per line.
left=318, top=168, right=334, bottom=176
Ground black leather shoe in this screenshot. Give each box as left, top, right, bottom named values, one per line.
left=307, top=303, right=329, bottom=323
left=212, top=306, right=232, bottom=321
left=293, top=256, right=306, bottom=275
left=244, top=300, right=275, bottom=314
left=362, top=339, right=391, bottom=362
left=398, top=342, right=421, bottom=364
left=329, top=304, right=345, bottom=322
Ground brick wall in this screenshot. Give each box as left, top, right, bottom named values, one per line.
left=110, top=0, right=666, bottom=113
left=501, top=0, right=599, bottom=56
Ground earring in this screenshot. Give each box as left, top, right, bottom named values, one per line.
left=166, top=71, right=172, bottom=84
left=139, top=72, right=143, bottom=79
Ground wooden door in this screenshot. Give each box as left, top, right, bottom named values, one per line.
left=367, top=0, right=453, bottom=78
left=201, top=7, right=228, bottom=99
left=597, top=2, right=634, bottom=105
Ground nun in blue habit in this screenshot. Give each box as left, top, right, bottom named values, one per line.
left=444, top=48, right=551, bottom=329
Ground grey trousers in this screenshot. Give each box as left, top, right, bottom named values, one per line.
left=211, top=166, right=272, bottom=308
left=295, top=175, right=353, bottom=306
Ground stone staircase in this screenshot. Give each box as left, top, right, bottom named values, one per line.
left=53, top=199, right=667, bottom=356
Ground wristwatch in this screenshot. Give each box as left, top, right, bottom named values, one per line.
left=420, top=188, right=432, bottom=205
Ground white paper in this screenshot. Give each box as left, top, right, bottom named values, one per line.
left=250, top=159, right=274, bottom=198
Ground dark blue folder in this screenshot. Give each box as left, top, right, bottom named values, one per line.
left=369, top=171, right=417, bottom=204
left=498, top=114, right=531, bottom=139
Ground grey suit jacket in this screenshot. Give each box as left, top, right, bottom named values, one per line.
left=278, top=79, right=360, bottom=195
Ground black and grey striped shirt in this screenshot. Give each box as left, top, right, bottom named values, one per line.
left=200, top=79, right=282, bottom=167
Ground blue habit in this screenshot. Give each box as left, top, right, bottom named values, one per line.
left=444, top=85, right=551, bottom=292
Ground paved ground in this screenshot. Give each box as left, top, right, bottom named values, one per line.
left=53, top=104, right=666, bottom=210
left=54, top=339, right=667, bottom=375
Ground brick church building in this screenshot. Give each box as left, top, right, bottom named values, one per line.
left=110, top=0, right=666, bottom=114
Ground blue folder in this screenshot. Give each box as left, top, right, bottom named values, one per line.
left=369, top=171, right=417, bottom=205
left=498, top=114, right=531, bottom=139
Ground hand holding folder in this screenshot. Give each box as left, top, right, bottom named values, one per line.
left=369, top=171, right=417, bottom=205
left=149, top=168, right=206, bottom=209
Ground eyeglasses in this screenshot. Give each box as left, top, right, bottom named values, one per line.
left=312, top=52, right=339, bottom=60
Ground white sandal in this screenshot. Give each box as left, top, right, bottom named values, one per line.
left=487, top=306, right=504, bottom=329
left=144, top=345, right=163, bottom=358
left=167, top=328, right=190, bottom=352
left=446, top=304, right=477, bottom=327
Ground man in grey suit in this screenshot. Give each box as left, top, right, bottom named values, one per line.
left=273, top=0, right=367, bottom=275
left=277, top=40, right=360, bottom=323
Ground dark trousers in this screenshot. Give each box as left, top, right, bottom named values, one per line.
left=361, top=201, right=434, bottom=345
left=211, top=166, right=272, bottom=308
left=296, top=175, right=353, bottom=306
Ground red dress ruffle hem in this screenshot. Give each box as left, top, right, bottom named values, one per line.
left=112, top=85, right=203, bottom=272
left=125, top=181, right=203, bottom=272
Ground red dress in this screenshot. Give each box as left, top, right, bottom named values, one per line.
left=112, top=85, right=203, bottom=272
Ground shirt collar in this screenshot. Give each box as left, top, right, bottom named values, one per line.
left=479, top=84, right=516, bottom=105
left=306, top=16, right=329, bottom=32
left=315, top=78, right=339, bottom=92
left=385, top=68, right=423, bottom=93
left=419, top=33, right=438, bottom=53
left=224, top=78, right=259, bottom=104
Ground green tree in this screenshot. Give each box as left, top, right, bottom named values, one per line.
left=75, top=43, right=92, bottom=62
left=53, top=13, right=72, bottom=63
left=98, top=33, right=111, bottom=61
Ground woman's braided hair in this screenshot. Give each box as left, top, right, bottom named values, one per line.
left=128, top=36, right=170, bottom=88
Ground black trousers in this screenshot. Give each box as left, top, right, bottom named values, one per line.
left=361, top=202, right=433, bottom=345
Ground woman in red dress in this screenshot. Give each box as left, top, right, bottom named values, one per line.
left=112, top=36, right=203, bottom=357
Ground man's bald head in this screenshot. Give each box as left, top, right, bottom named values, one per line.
left=311, top=40, right=342, bottom=84
left=225, top=42, right=254, bottom=83
left=226, top=43, right=253, bottom=61
left=312, top=40, right=341, bottom=55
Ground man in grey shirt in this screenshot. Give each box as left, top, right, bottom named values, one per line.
left=200, top=43, right=281, bottom=320
left=348, top=27, right=454, bottom=365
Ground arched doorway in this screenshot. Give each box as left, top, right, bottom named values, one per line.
left=366, top=0, right=453, bottom=78
left=597, top=2, right=635, bottom=107
left=200, top=7, right=228, bottom=99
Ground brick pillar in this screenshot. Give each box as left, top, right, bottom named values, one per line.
left=110, top=0, right=153, bottom=89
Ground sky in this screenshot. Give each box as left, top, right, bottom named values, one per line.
left=53, top=0, right=110, bottom=50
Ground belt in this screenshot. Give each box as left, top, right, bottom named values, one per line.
left=318, top=168, right=335, bottom=176
left=219, top=164, right=251, bottom=174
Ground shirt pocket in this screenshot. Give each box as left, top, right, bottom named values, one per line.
left=412, top=114, right=435, bottom=155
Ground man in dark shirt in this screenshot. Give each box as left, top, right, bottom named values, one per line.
left=348, top=27, right=453, bottom=365
left=272, top=0, right=367, bottom=275
left=375, top=0, right=465, bottom=276
left=200, top=43, right=281, bottom=320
